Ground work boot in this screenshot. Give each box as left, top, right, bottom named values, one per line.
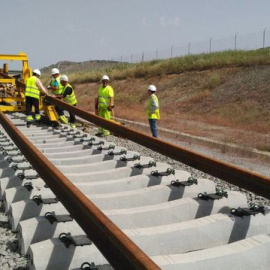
left=59, top=115, right=69, bottom=124
left=95, top=132, right=103, bottom=137
left=103, top=131, right=110, bottom=137
left=70, top=123, right=76, bottom=129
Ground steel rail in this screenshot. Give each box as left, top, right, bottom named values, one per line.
left=0, top=111, right=160, bottom=270
left=46, top=96, right=270, bottom=200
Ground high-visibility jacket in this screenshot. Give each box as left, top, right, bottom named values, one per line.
left=51, top=76, right=64, bottom=96
left=25, top=76, right=40, bottom=99
left=63, top=84, right=77, bottom=105
left=147, top=94, right=160, bottom=120
left=98, top=85, right=114, bottom=110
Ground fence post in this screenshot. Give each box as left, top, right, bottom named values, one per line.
left=188, top=42, right=191, bottom=55
left=234, top=32, right=238, bottom=51
left=209, top=37, right=212, bottom=53
left=263, top=28, right=268, bottom=48
left=171, top=46, right=173, bottom=58
left=141, top=51, right=144, bottom=62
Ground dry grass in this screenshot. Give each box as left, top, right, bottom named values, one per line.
left=66, top=49, right=270, bottom=83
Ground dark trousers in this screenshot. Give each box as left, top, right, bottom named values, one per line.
left=26, top=96, right=39, bottom=116
left=148, top=119, right=158, bottom=138
left=55, top=105, right=64, bottom=116
left=68, top=104, right=76, bottom=124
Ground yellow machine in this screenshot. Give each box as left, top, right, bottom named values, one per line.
left=0, top=52, right=58, bottom=121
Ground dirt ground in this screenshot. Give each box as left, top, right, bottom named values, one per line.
left=73, top=64, right=270, bottom=177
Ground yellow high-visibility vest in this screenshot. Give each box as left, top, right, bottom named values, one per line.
left=63, top=84, right=77, bottom=105
left=98, top=85, right=114, bottom=109
left=25, top=76, right=40, bottom=99
left=147, top=94, right=160, bottom=120
left=51, top=76, right=64, bottom=96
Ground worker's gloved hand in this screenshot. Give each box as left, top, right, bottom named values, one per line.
left=108, top=104, right=114, bottom=111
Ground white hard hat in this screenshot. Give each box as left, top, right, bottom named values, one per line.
left=101, top=75, right=110, bottom=81
left=51, top=68, right=60, bottom=75
left=148, top=85, right=157, bottom=92
left=60, top=75, right=69, bottom=82
left=33, top=69, right=41, bottom=76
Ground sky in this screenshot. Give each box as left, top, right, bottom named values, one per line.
left=1, top=0, right=270, bottom=69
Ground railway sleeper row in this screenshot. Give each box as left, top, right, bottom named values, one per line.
left=0, top=113, right=270, bottom=269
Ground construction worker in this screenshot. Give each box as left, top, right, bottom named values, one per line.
left=147, top=85, right=160, bottom=138
left=58, top=75, right=77, bottom=129
left=49, top=68, right=68, bottom=124
left=25, top=69, right=48, bottom=127
left=95, top=75, right=114, bottom=137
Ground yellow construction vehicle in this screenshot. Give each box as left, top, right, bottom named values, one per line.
left=0, top=52, right=58, bottom=122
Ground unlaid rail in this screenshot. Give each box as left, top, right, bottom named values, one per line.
left=46, top=96, right=270, bottom=200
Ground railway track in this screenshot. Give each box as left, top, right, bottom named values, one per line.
left=0, top=108, right=270, bottom=270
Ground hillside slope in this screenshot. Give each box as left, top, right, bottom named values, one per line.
left=41, top=60, right=118, bottom=74
left=74, top=65, right=270, bottom=151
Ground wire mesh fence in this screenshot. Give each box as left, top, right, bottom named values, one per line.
left=111, top=28, right=270, bottom=63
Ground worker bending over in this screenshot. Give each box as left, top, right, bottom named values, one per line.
left=95, top=75, right=114, bottom=137
left=49, top=68, right=68, bottom=124
left=147, top=85, right=160, bottom=138
left=25, top=69, right=48, bottom=127
left=58, top=75, right=77, bottom=129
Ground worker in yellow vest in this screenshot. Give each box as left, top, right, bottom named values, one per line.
left=147, top=85, right=160, bottom=138
left=59, top=75, right=77, bottom=129
left=25, top=69, right=48, bottom=127
left=95, top=75, right=114, bottom=137
left=49, top=68, right=68, bottom=124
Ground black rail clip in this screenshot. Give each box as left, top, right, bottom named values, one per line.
left=198, top=187, right=228, bottom=200
left=45, top=212, right=73, bottom=224
left=80, top=136, right=95, bottom=142
left=151, top=168, right=175, bottom=177
left=67, top=131, right=80, bottom=136
left=59, top=233, right=92, bottom=248
left=17, top=173, right=25, bottom=180
left=12, top=164, right=18, bottom=171
left=230, top=203, right=265, bottom=217
left=120, top=154, right=140, bottom=162
left=80, top=262, right=97, bottom=270
left=108, top=149, right=127, bottom=156
left=134, top=160, right=156, bottom=169
left=88, top=140, right=104, bottom=146
left=171, top=177, right=198, bottom=187
left=97, top=144, right=115, bottom=151
left=24, top=182, right=33, bottom=191
left=32, top=195, right=58, bottom=206
left=6, top=157, right=13, bottom=163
